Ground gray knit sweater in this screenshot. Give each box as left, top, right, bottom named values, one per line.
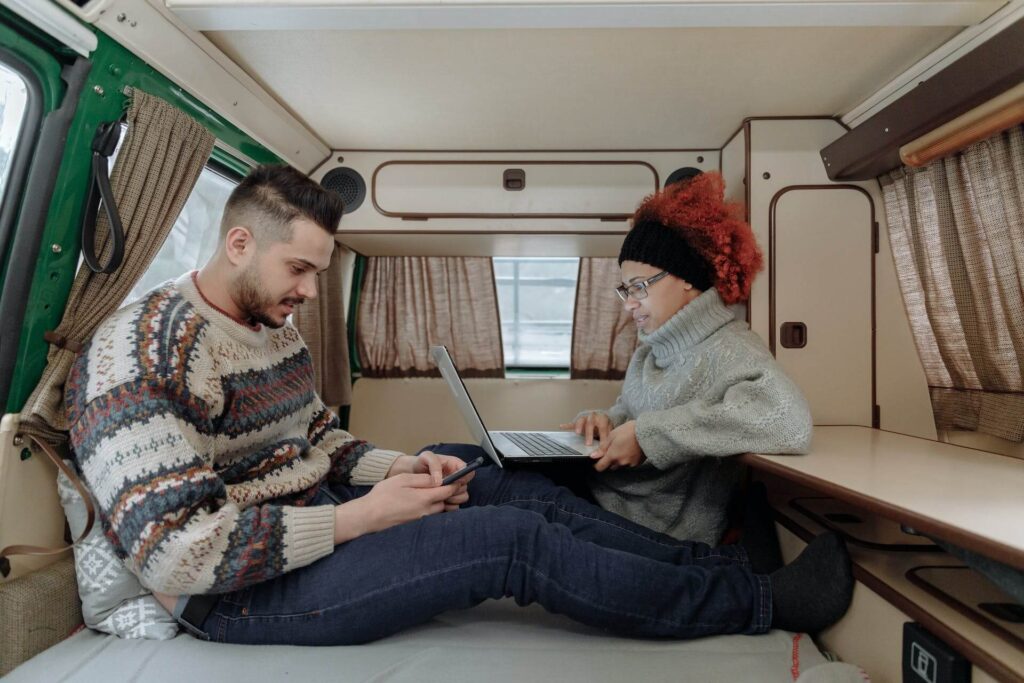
left=579, top=289, right=812, bottom=545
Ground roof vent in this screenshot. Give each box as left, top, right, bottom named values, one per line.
left=321, top=167, right=366, bottom=214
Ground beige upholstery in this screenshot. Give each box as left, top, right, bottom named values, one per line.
left=0, top=555, right=82, bottom=676
left=348, top=378, right=623, bottom=455
left=0, top=414, right=67, bottom=581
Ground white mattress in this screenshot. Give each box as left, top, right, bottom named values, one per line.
left=8, top=599, right=844, bottom=682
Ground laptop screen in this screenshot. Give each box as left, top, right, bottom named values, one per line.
left=430, top=345, right=504, bottom=468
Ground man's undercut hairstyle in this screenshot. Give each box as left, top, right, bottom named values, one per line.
left=221, top=164, right=345, bottom=244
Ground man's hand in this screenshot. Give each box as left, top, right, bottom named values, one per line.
left=388, top=452, right=474, bottom=510
left=559, top=411, right=613, bottom=446
left=589, top=420, right=646, bottom=472
left=334, top=473, right=459, bottom=544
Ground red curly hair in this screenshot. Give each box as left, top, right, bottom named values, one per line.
left=632, top=172, right=762, bottom=305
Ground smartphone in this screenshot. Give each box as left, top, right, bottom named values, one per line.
left=441, top=456, right=486, bottom=486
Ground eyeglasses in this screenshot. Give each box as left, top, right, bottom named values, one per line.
left=614, top=270, right=670, bottom=301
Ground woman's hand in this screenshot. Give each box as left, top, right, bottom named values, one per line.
left=560, top=411, right=613, bottom=446
left=589, top=420, right=646, bottom=472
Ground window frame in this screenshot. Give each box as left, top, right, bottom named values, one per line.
left=123, top=157, right=243, bottom=306
left=494, top=256, right=579, bottom=372
left=0, top=46, right=44, bottom=288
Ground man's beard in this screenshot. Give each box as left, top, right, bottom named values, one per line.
left=232, top=265, right=304, bottom=329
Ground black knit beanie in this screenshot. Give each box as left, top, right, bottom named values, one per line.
left=618, top=221, right=713, bottom=291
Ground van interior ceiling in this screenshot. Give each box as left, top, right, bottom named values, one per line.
left=0, top=0, right=1023, bottom=680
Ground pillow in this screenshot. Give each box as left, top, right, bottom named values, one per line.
left=56, top=463, right=178, bottom=639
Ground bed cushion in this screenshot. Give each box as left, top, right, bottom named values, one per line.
left=8, top=598, right=843, bottom=682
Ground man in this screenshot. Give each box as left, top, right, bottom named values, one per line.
left=66, top=165, right=853, bottom=645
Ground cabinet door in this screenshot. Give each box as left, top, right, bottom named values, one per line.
left=374, top=161, right=657, bottom=217
left=772, top=187, right=874, bottom=426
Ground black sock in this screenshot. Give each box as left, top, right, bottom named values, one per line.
left=740, top=481, right=784, bottom=575
left=769, top=532, right=854, bottom=633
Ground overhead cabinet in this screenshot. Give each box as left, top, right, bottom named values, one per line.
left=372, top=161, right=659, bottom=219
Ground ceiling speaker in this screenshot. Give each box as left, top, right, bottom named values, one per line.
left=664, top=167, right=703, bottom=187
left=320, top=167, right=366, bottom=214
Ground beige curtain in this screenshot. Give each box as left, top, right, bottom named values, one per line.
left=880, top=125, right=1024, bottom=441
left=356, top=257, right=504, bottom=378
left=19, top=89, right=215, bottom=444
left=571, top=258, right=637, bottom=379
left=293, top=242, right=352, bottom=407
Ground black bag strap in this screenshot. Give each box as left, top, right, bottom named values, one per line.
left=81, top=117, right=126, bottom=274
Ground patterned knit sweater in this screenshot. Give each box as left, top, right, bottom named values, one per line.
left=66, top=273, right=401, bottom=596
left=577, top=289, right=813, bottom=545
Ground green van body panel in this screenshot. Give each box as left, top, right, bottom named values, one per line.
left=0, top=10, right=280, bottom=412
left=0, top=16, right=64, bottom=112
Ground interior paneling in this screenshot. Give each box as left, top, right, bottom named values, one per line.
left=373, top=161, right=657, bottom=217
left=747, top=119, right=851, bottom=345
left=349, top=378, right=623, bottom=455
left=773, top=187, right=874, bottom=426
left=206, top=26, right=959, bottom=150
left=940, top=430, right=1024, bottom=461
left=316, top=150, right=716, bottom=233
left=0, top=415, right=65, bottom=582
left=336, top=233, right=627, bottom=258
left=720, top=127, right=746, bottom=206
left=875, top=206, right=939, bottom=440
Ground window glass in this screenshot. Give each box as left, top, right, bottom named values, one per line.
left=0, top=61, right=29, bottom=208
left=494, top=257, right=579, bottom=368
left=124, top=165, right=238, bottom=304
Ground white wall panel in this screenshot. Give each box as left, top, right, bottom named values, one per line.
left=314, top=150, right=717, bottom=256
left=720, top=127, right=746, bottom=206
left=374, top=161, right=656, bottom=216
left=747, top=119, right=933, bottom=435
left=94, top=0, right=328, bottom=170
left=748, top=119, right=848, bottom=345
left=205, top=26, right=959, bottom=151
left=875, top=203, right=939, bottom=440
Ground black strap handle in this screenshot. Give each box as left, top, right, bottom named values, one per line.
left=81, top=117, right=126, bottom=274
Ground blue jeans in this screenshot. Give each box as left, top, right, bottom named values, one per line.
left=198, top=444, right=771, bottom=644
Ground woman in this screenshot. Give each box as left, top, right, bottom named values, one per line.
left=566, top=172, right=813, bottom=548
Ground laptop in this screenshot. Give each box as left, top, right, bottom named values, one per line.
left=431, top=345, right=600, bottom=465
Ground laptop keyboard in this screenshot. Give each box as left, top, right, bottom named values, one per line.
left=496, top=432, right=583, bottom=456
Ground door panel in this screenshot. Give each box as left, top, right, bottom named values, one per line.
left=773, top=188, right=873, bottom=426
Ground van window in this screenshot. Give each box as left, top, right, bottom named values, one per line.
left=0, top=60, right=29, bottom=207
left=494, top=257, right=578, bottom=369
left=124, top=163, right=238, bottom=304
